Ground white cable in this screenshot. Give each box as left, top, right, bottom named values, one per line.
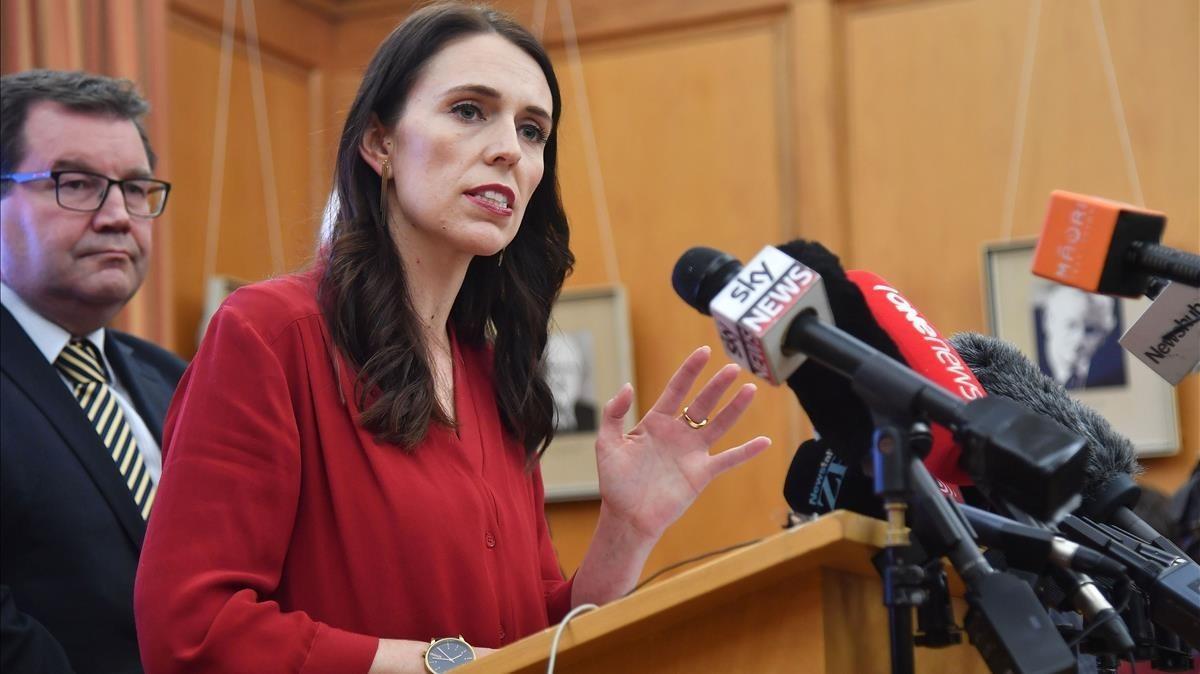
left=1089, top=0, right=1144, bottom=206
left=201, top=0, right=236, bottom=282
left=546, top=602, right=598, bottom=674
left=556, top=0, right=622, bottom=285
left=998, top=0, right=1042, bottom=243
left=241, top=0, right=287, bottom=274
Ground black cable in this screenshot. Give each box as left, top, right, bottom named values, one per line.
left=630, top=536, right=763, bottom=593
left=1066, top=575, right=1135, bottom=650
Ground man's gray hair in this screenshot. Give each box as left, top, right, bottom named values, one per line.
left=0, top=69, right=156, bottom=190
left=1032, top=281, right=1118, bottom=333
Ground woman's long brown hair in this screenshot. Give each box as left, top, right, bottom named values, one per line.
left=320, top=2, right=574, bottom=460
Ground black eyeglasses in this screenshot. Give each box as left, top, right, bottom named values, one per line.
left=0, top=169, right=171, bottom=218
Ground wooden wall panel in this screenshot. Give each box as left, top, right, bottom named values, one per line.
left=168, top=14, right=324, bottom=354
left=838, top=0, right=1198, bottom=493
left=322, top=0, right=785, bottom=50
left=171, top=0, right=331, bottom=67
left=843, top=0, right=1027, bottom=308
left=545, top=19, right=802, bottom=576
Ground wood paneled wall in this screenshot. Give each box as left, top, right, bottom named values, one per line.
left=166, top=1, right=332, bottom=354
left=540, top=17, right=805, bottom=578
left=834, top=0, right=1198, bottom=497
left=161, top=0, right=1198, bottom=585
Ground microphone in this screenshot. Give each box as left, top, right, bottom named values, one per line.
left=1059, top=515, right=1200, bottom=649
left=843, top=270, right=983, bottom=487
left=959, top=503, right=1125, bottom=578
left=674, top=243, right=1079, bottom=672
left=778, top=244, right=1090, bottom=520
left=773, top=242, right=905, bottom=488
left=673, top=243, right=1088, bottom=521
left=672, top=244, right=835, bottom=385
left=1118, top=280, right=1200, bottom=385
left=782, top=438, right=882, bottom=518
left=948, top=332, right=1189, bottom=559
left=715, top=244, right=960, bottom=522
left=1032, top=190, right=1200, bottom=297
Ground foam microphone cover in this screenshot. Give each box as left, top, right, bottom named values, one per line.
left=948, top=332, right=1143, bottom=517
left=783, top=438, right=883, bottom=518
left=777, top=240, right=906, bottom=463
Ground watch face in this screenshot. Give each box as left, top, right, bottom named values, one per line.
left=426, top=637, right=475, bottom=673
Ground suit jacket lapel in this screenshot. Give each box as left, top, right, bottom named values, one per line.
left=1, top=307, right=147, bottom=548
left=106, top=335, right=171, bottom=443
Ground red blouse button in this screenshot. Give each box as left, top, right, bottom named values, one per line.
left=485, top=532, right=497, bottom=548
left=498, top=626, right=506, bottom=641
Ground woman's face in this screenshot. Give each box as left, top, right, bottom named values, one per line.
left=384, top=33, right=553, bottom=258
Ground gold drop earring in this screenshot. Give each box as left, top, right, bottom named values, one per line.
left=379, top=158, right=392, bottom=224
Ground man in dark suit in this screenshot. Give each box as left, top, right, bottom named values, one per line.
left=1, top=70, right=185, bottom=674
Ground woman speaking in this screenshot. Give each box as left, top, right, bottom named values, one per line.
left=134, top=3, right=769, bottom=672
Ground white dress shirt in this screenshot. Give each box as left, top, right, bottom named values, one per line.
left=1, top=282, right=162, bottom=484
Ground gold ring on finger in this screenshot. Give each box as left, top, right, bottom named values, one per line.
left=681, top=406, right=708, bottom=430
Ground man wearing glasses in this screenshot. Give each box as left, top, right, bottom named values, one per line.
left=1, top=70, right=185, bottom=673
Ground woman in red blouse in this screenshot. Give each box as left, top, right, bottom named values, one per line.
left=134, top=3, right=769, bottom=673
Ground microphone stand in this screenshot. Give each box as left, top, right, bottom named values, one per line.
left=871, top=421, right=929, bottom=674
left=780, top=316, right=1077, bottom=672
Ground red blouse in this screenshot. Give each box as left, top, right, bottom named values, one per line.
left=135, top=270, right=574, bottom=673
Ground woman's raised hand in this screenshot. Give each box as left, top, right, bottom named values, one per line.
left=592, top=346, right=771, bottom=541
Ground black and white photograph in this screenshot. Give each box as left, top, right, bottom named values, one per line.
left=538, top=287, right=636, bottom=500
left=1030, top=281, right=1127, bottom=390
left=545, top=330, right=599, bottom=433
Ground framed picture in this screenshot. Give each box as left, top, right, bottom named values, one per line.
left=197, top=275, right=249, bottom=347
left=540, top=286, right=637, bottom=501
left=982, top=240, right=1180, bottom=457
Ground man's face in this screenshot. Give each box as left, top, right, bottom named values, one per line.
left=545, top=335, right=585, bottom=408
left=0, top=101, right=153, bottom=330
left=1043, top=288, right=1112, bottom=367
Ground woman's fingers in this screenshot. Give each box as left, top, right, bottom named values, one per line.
left=676, top=363, right=741, bottom=427
left=596, top=382, right=634, bottom=448
left=708, top=436, right=772, bottom=477
left=698, top=382, right=757, bottom=441
left=647, top=347, right=711, bottom=417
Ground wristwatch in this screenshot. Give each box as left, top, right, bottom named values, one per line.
left=424, top=636, right=476, bottom=673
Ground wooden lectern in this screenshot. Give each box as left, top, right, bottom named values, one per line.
left=460, top=511, right=991, bottom=673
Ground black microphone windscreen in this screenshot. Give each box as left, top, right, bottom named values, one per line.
left=775, top=241, right=896, bottom=349
left=670, top=247, right=742, bottom=315
left=776, top=240, right=906, bottom=463
left=948, top=332, right=1142, bottom=511
left=782, top=438, right=881, bottom=518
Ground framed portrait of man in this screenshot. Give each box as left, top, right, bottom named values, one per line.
left=545, top=330, right=599, bottom=434
left=983, top=240, right=1180, bottom=457
left=540, top=286, right=637, bottom=500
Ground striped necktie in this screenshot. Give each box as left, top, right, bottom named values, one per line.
left=55, top=339, right=155, bottom=519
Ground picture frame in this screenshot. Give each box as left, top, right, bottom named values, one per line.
left=540, top=286, right=637, bottom=501
left=197, top=274, right=249, bottom=347
left=982, top=240, right=1180, bottom=457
